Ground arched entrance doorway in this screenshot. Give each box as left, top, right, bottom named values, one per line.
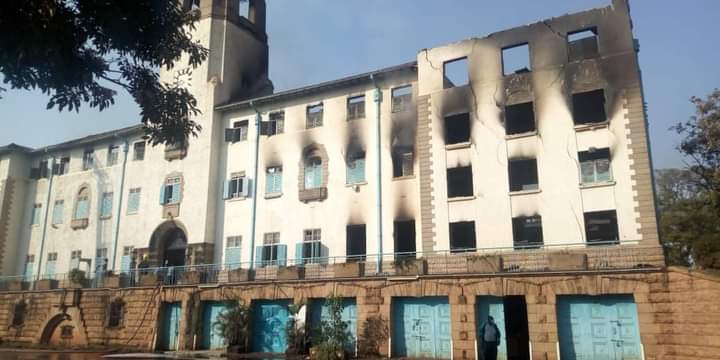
left=150, top=221, right=188, bottom=267
left=37, top=309, right=89, bottom=347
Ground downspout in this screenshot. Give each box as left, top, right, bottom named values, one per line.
left=35, top=150, right=55, bottom=282
left=110, top=139, right=130, bottom=272
left=370, top=74, right=383, bottom=274
left=248, top=101, right=262, bottom=269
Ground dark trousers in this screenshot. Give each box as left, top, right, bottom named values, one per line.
left=482, top=341, right=499, bottom=360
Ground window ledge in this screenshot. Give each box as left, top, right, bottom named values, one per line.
left=509, top=189, right=541, bottom=196
left=392, top=175, right=416, bottom=181
left=580, top=180, right=616, bottom=189
left=126, top=212, right=138, bottom=216
left=345, top=182, right=367, bottom=187
left=227, top=196, right=248, bottom=202
left=70, top=219, right=89, bottom=230
left=448, top=195, right=476, bottom=203
left=347, top=117, right=365, bottom=121
left=505, top=131, right=538, bottom=140
left=264, top=193, right=282, bottom=199
left=574, top=121, right=609, bottom=132
left=99, top=216, right=112, bottom=221
left=445, top=142, right=472, bottom=150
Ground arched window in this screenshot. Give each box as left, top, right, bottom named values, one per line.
left=74, top=187, right=90, bottom=220
left=304, top=156, right=322, bottom=189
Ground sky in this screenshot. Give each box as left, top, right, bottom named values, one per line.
left=1, top=0, right=719, bottom=169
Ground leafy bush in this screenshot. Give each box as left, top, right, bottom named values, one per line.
left=68, top=269, right=86, bottom=283
left=312, top=295, right=351, bottom=359
left=213, top=301, right=250, bottom=352
left=286, top=301, right=309, bottom=355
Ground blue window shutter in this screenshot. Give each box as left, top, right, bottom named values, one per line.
left=24, top=262, right=33, bottom=281
left=276, top=171, right=282, bottom=193
left=45, top=261, right=56, bottom=278
left=170, top=184, right=180, bottom=203
left=320, top=243, right=329, bottom=265
left=225, top=247, right=241, bottom=270
left=265, top=173, right=274, bottom=194
left=159, top=185, right=167, bottom=204
left=76, top=200, right=89, bottom=219
left=223, top=181, right=230, bottom=200
left=255, top=246, right=264, bottom=268
left=277, top=244, right=287, bottom=267
left=240, top=178, right=250, bottom=197
left=295, top=243, right=304, bottom=266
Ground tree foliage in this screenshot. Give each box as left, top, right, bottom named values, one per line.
left=0, top=0, right=209, bottom=146
left=312, top=295, right=351, bottom=358
left=212, top=301, right=250, bottom=350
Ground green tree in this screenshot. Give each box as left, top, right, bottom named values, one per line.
left=213, top=301, right=250, bottom=352
left=312, top=295, right=351, bottom=360
left=0, top=0, right=210, bottom=146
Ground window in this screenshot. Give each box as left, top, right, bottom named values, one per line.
left=585, top=210, right=619, bottom=245
left=23, top=255, right=34, bottom=281
left=449, top=221, right=476, bottom=253
left=505, top=102, right=536, bottom=135
left=224, top=174, right=249, bottom=199
left=107, top=145, right=119, bottom=166
left=502, top=43, right=531, bottom=75
left=391, top=85, right=412, bottom=113
left=512, top=216, right=543, bottom=249
left=225, top=120, right=249, bottom=142
left=48, top=253, right=58, bottom=261
left=346, top=152, right=366, bottom=185
left=82, top=149, right=94, bottom=170
left=572, top=89, right=607, bottom=125
left=108, top=300, right=124, bottom=328
left=225, top=236, right=242, bottom=269
left=52, top=200, right=64, bottom=225
left=261, top=111, right=284, bottom=136
left=347, top=95, right=365, bottom=120
left=394, top=220, right=416, bottom=259
left=54, top=157, right=70, bottom=175
left=127, top=188, right=141, bottom=214
left=265, top=167, right=282, bottom=195
left=579, top=148, right=611, bottom=184
left=227, top=236, right=241, bottom=248
left=100, top=192, right=113, bottom=218
left=568, top=28, right=599, bottom=62
left=259, top=232, right=285, bottom=267
left=346, top=224, right=366, bottom=261
left=447, top=166, right=473, bottom=198
left=133, top=142, right=146, bottom=161
left=70, top=250, right=82, bottom=270
left=508, top=158, right=539, bottom=192
left=96, top=248, right=108, bottom=271
left=304, top=157, right=322, bottom=189
left=12, top=301, right=27, bottom=327
left=161, top=178, right=181, bottom=205
left=61, top=325, right=73, bottom=338
left=443, top=57, right=469, bottom=88
left=30, top=203, right=42, bottom=225
left=39, top=160, right=49, bottom=178
left=238, top=0, right=249, bottom=17
left=74, top=187, right=90, bottom=219
left=392, top=147, right=414, bottom=178
left=306, top=103, right=324, bottom=128
left=300, top=229, right=323, bottom=264
left=445, top=113, right=471, bottom=145
left=122, top=246, right=133, bottom=256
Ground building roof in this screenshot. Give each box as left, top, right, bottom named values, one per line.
left=0, top=143, right=33, bottom=156
left=0, top=124, right=143, bottom=156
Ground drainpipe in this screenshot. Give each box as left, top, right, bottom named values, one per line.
left=35, top=151, right=55, bottom=282
left=248, top=101, right=262, bottom=269
left=110, top=139, right=130, bottom=272
left=370, top=74, right=383, bottom=274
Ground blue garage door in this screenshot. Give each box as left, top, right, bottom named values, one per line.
left=201, top=301, right=228, bottom=350
left=392, top=297, right=452, bottom=359
left=476, top=296, right=508, bottom=360
left=252, top=299, right=291, bottom=353
left=158, top=302, right=182, bottom=351
left=309, top=298, right=357, bottom=354
left=557, top=295, right=642, bottom=360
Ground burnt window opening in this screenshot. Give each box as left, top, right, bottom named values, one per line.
left=508, top=158, right=539, bottom=192
left=447, top=166, right=473, bottom=198
left=445, top=113, right=471, bottom=145
left=108, top=300, right=125, bottom=328
left=11, top=301, right=27, bottom=326
left=347, top=95, right=366, bottom=120
left=260, top=111, right=284, bottom=136
left=391, top=85, right=412, bottom=113
left=394, top=220, right=416, bottom=259
left=512, top=216, right=544, bottom=249
left=585, top=210, right=619, bottom=245
left=572, top=89, right=607, bottom=125
left=443, top=57, right=469, bottom=89
left=225, top=120, right=248, bottom=142
left=505, top=102, right=536, bottom=135
left=392, top=147, right=414, bottom=178
left=346, top=224, right=367, bottom=262
left=306, top=103, right=324, bottom=128
left=449, top=221, right=476, bottom=253
left=579, top=148, right=611, bottom=184
left=568, top=28, right=599, bottom=62
left=502, top=43, right=531, bottom=75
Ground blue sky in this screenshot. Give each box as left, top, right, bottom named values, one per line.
left=1, top=0, right=719, bottom=169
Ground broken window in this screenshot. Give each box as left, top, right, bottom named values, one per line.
left=304, top=156, right=322, bottom=189
left=346, top=152, right=366, bottom=184
left=508, top=158, right=539, bottom=192
left=306, top=103, right=324, bottom=128
left=107, top=145, right=119, bottom=166
left=223, top=174, right=249, bottom=199
left=505, top=102, right=536, bottom=135
left=392, top=147, right=414, bottom=178
left=347, top=95, right=365, bottom=120
left=512, top=216, right=543, bottom=249
left=445, top=112, right=471, bottom=145
left=12, top=301, right=27, bottom=326
left=82, top=149, right=94, bottom=170
left=443, top=57, right=469, bottom=88
left=391, top=85, right=412, bottom=113
left=585, top=210, right=619, bottom=245
left=502, top=43, right=531, bottom=75
left=394, top=220, right=416, bottom=259
left=449, top=221, right=476, bottom=253
left=346, top=224, right=366, bottom=261
left=568, top=28, right=599, bottom=62
left=225, top=120, right=248, bottom=143
left=261, top=111, right=284, bottom=136
left=447, top=166, right=473, bottom=198
left=579, top=148, right=611, bottom=184
left=107, top=300, right=124, bottom=328
left=572, top=89, right=606, bottom=125
left=133, top=142, right=145, bottom=161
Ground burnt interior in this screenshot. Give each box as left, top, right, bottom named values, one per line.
left=394, top=220, right=416, bottom=258
left=449, top=221, right=476, bottom=252
left=584, top=210, right=619, bottom=245
left=505, top=102, right=536, bottom=135
left=503, top=296, right=531, bottom=360
left=447, top=166, right=473, bottom=198
left=508, top=158, right=538, bottom=192
left=572, top=89, right=607, bottom=125
left=512, top=216, right=543, bottom=249
left=567, top=28, right=599, bottom=62
left=392, top=147, right=414, bottom=178
left=346, top=224, right=367, bottom=261
left=445, top=112, right=471, bottom=145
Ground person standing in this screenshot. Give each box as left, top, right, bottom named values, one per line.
left=479, top=315, right=501, bottom=360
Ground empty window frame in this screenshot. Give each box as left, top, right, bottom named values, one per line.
left=160, top=177, right=181, bottom=205
left=347, top=95, right=365, bottom=120
left=265, top=166, right=283, bottom=195
left=502, top=43, right=531, bottom=75
left=52, top=200, right=64, bottom=225
left=346, top=152, right=366, bottom=185
left=99, top=192, right=113, bottom=218
left=512, top=216, right=544, bottom=249
left=579, top=148, right=611, bottom=184
left=304, top=156, right=323, bottom=189
left=107, top=145, right=119, bottom=166
left=107, top=300, right=124, bottom=328
left=391, top=85, right=412, bottom=113
left=224, top=174, right=249, bottom=199
left=392, top=147, right=414, bottom=178
left=82, top=149, right=94, bottom=170
left=567, top=28, right=599, bottom=62
left=443, top=57, right=469, bottom=88
left=225, top=120, right=249, bottom=142
left=133, top=142, right=146, bottom=161
left=346, top=224, right=366, bottom=261
left=445, top=112, right=471, bottom=145
left=447, top=166, right=473, bottom=198
left=449, top=221, right=476, bottom=253
left=572, top=89, right=607, bottom=125
left=301, top=229, right=323, bottom=264
left=306, top=103, right=324, bottom=128
left=505, top=102, right=536, bottom=135
left=394, top=220, right=416, bottom=258
left=261, top=111, right=284, bottom=136
left=508, top=158, right=539, bottom=192
left=585, top=210, right=619, bottom=245
left=30, top=203, right=42, bottom=225
left=127, top=188, right=141, bottom=214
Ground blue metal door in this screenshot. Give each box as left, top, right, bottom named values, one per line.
left=392, top=297, right=451, bottom=359
left=476, top=296, right=508, bottom=360
left=309, top=298, right=357, bottom=353
left=252, top=299, right=291, bottom=353
left=158, top=302, right=182, bottom=350
left=557, top=295, right=642, bottom=360
left=201, top=301, right=228, bottom=349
